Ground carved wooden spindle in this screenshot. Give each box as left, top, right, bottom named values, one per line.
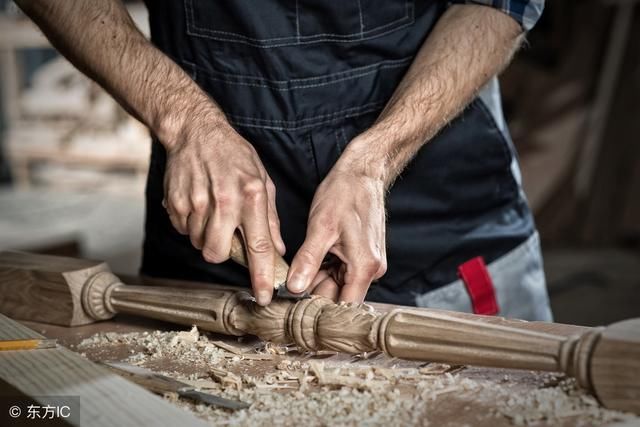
left=373, top=309, right=640, bottom=413
left=81, top=270, right=247, bottom=336
left=0, top=251, right=638, bottom=414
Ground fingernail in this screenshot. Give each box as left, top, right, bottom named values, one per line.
left=288, top=276, right=306, bottom=293
left=256, top=290, right=272, bottom=306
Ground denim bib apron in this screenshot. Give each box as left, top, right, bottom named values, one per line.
left=141, top=0, right=552, bottom=321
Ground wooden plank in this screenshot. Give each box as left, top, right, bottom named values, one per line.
left=0, top=313, right=44, bottom=340
left=0, top=314, right=209, bottom=427
left=0, top=251, right=111, bottom=326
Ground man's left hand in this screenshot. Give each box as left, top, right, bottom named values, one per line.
left=286, top=160, right=387, bottom=303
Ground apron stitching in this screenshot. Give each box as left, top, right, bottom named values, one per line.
left=181, top=57, right=412, bottom=89
left=184, top=0, right=195, bottom=37
left=226, top=102, right=384, bottom=130
left=226, top=101, right=384, bottom=124
left=356, top=0, right=365, bottom=38
left=185, top=21, right=415, bottom=48
left=188, top=16, right=410, bottom=40
left=295, top=0, right=300, bottom=40
left=192, top=64, right=406, bottom=90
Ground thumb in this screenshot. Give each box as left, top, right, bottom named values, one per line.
left=287, top=232, right=332, bottom=294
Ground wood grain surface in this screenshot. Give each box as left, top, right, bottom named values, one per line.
left=0, top=314, right=209, bottom=427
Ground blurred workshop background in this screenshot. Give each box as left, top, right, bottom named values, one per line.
left=0, top=1, right=638, bottom=326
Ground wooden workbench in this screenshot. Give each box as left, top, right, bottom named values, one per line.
left=16, top=301, right=640, bottom=427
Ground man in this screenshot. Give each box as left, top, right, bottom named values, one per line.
left=17, top=0, right=552, bottom=321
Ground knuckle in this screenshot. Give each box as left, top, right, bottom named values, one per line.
left=252, top=271, right=271, bottom=286
left=202, top=247, right=227, bottom=264
left=297, top=247, right=319, bottom=266
left=170, top=196, right=190, bottom=216
left=214, top=191, right=232, bottom=209
left=362, top=256, right=383, bottom=276
left=242, top=179, right=266, bottom=200
left=247, top=237, right=273, bottom=255
left=269, top=217, right=281, bottom=229
left=190, top=190, right=209, bottom=213
left=377, top=259, right=388, bottom=277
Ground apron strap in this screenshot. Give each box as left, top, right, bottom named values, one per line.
left=457, top=256, right=499, bottom=315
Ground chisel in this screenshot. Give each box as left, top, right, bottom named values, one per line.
left=229, top=231, right=309, bottom=300
left=102, top=362, right=249, bottom=410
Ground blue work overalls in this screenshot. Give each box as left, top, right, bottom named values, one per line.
left=141, top=0, right=552, bottom=321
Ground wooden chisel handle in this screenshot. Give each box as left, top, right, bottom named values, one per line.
left=229, top=230, right=289, bottom=289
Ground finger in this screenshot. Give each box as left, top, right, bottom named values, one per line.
left=312, top=277, right=340, bottom=301
left=241, top=183, right=276, bottom=306
left=164, top=169, right=190, bottom=234
left=338, top=279, right=370, bottom=304
left=338, top=246, right=383, bottom=304
left=201, top=194, right=240, bottom=264
left=265, top=179, right=286, bottom=256
left=288, top=226, right=334, bottom=294
left=201, top=216, right=238, bottom=264
left=187, top=213, right=207, bottom=250
left=305, top=269, right=331, bottom=293
left=165, top=194, right=190, bottom=235
left=168, top=210, right=189, bottom=235
left=186, top=181, right=212, bottom=249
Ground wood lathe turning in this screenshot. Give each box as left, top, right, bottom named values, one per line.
left=0, top=251, right=638, bottom=414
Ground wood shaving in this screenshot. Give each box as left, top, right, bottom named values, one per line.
left=418, top=363, right=454, bottom=375
left=78, top=327, right=229, bottom=367
left=211, top=340, right=252, bottom=355
left=210, top=367, right=243, bottom=391
left=261, top=342, right=295, bottom=355
left=169, top=325, right=200, bottom=346
left=488, top=378, right=638, bottom=426
left=77, top=329, right=640, bottom=426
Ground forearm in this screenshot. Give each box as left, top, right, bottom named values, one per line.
left=339, top=5, right=523, bottom=187
left=15, top=0, right=227, bottom=147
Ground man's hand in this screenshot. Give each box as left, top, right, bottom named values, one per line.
left=162, top=116, right=285, bottom=306
left=286, top=5, right=522, bottom=302
left=286, top=158, right=387, bottom=303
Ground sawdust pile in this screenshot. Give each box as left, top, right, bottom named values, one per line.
left=78, top=326, right=239, bottom=367
left=174, top=371, right=636, bottom=427
left=77, top=327, right=639, bottom=427
left=488, top=378, right=627, bottom=426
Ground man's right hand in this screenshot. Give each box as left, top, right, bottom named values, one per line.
left=162, top=116, right=285, bottom=306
